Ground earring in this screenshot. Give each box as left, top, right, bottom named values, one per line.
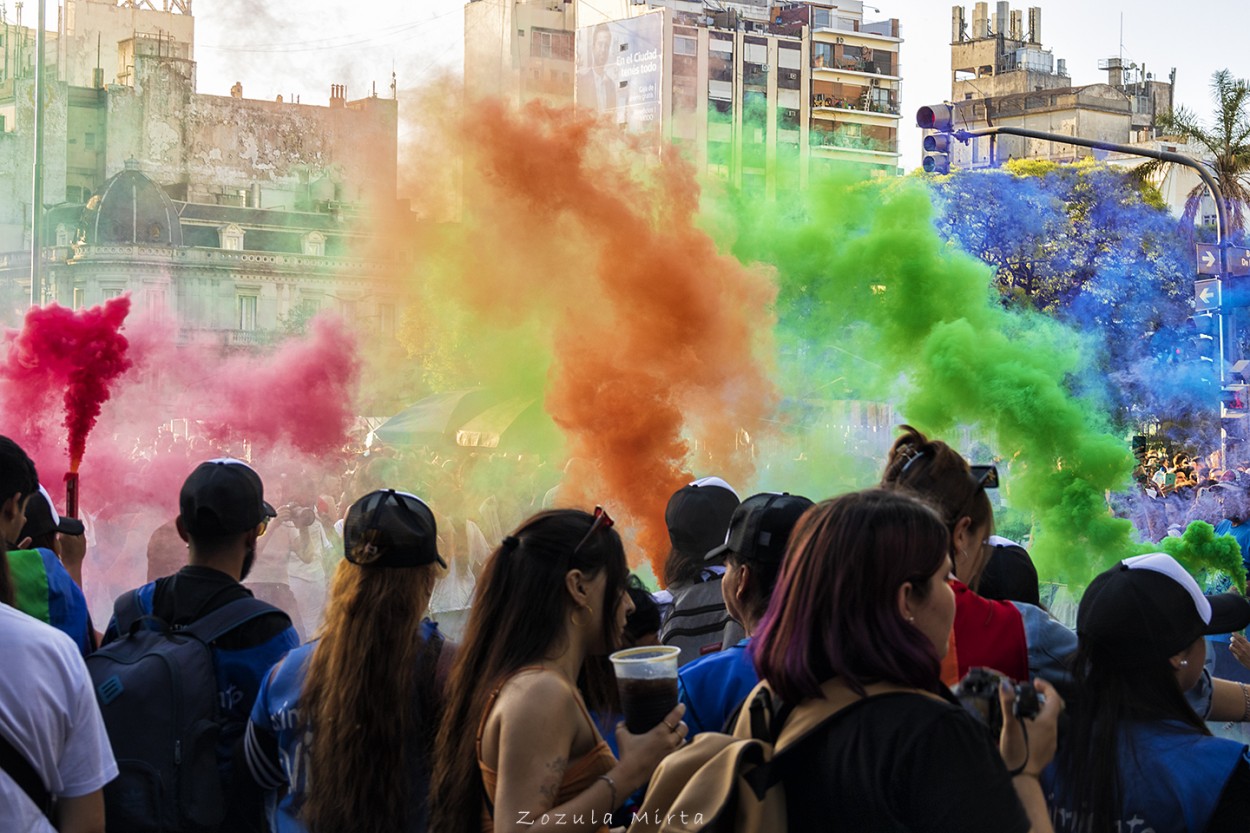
left=1180, top=659, right=1190, bottom=668
left=571, top=605, right=594, bottom=628
left=907, top=615, right=915, bottom=622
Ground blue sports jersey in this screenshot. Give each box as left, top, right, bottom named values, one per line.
left=244, top=620, right=442, bottom=833
left=1044, top=720, right=1248, bottom=832
left=677, top=637, right=758, bottom=736
left=7, top=547, right=93, bottom=655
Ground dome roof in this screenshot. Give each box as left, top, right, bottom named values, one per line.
left=83, top=160, right=183, bottom=246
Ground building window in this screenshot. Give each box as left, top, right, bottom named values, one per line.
left=302, top=231, right=326, bottom=257
left=55, top=224, right=70, bottom=246
left=673, top=35, right=696, bottom=57
left=378, top=303, right=395, bottom=336
left=531, top=28, right=573, bottom=61
left=72, top=287, right=85, bottom=309
left=102, top=286, right=124, bottom=300
left=219, top=224, right=245, bottom=250
left=812, top=43, right=833, bottom=68
left=238, top=294, right=258, bottom=331
left=146, top=289, right=168, bottom=322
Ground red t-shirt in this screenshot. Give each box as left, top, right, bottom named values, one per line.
left=941, top=579, right=1029, bottom=687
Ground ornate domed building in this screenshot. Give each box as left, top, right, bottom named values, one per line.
left=81, top=160, right=184, bottom=248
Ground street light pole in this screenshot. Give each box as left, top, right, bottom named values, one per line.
left=29, top=0, right=46, bottom=308
left=952, top=126, right=1228, bottom=265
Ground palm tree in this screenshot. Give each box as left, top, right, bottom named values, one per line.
left=1142, top=69, right=1250, bottom=236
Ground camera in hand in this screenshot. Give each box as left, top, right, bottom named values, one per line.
left=955, top=667, right=1042, bottom=735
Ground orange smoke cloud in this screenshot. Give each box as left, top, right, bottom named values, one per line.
left=394, top=92, right=778, bottom=580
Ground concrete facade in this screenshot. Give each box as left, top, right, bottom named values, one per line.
left=0, top=0, right=408, bottom=339
left=937, top=3, right=1175, bottom=171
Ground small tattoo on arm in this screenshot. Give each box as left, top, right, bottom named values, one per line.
left=537, top=756, right=569, bottom=806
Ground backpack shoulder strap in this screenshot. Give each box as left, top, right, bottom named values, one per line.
left=113, top=588, right=151, bottom=635
left=757, top=678, right=944, bottom=754
left=0, top=728, right=51, bottom=818
left=183, top=597, right=288, bottom=645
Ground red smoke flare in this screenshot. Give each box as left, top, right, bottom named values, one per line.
left=2, top=297, right=133, bottom=470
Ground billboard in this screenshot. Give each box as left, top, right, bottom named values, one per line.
left=575, top=11, right=664, bottom=140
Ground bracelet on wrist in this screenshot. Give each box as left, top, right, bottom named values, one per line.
left=597, top=774, right=617, bottom=811
left=1240, top=683, right=1250, bottom=723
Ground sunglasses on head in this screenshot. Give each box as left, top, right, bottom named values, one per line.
left=573, top=505, right=615, bottom=555
left=970, top=465, right=999, bottom=490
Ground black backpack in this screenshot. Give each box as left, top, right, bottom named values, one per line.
left=660, top=576, right=746, bottom=666
left=86, top=592, right=282, bottom=833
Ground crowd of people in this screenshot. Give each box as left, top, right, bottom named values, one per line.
left=4, top=426, right=1250, bottom=833
left=1124, top=449, right=1250, bottom=543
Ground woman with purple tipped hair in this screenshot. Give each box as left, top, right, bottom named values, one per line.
left=751, top=489, right=1062, bottom=832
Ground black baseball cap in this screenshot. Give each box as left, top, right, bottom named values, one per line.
left=1078, top=552, right=1250, bottom=659
left=705, top=492, right=814, bottom=564
left=179, top=458, right=276, bottom=537
left=666, top=476, right=740, bottom=556
left=20, top=485, right=85, bottom=540
left=977, top=536, right=1040, bottom=607
left=344, top=489, right=446, bottom=568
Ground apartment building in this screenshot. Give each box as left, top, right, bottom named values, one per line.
left=465, top=0, right=904, bottom=192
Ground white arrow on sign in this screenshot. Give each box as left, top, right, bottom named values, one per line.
left=1201, top=250, right=1217, bottom=269
left=1200, top=286, right=1216, bottom=303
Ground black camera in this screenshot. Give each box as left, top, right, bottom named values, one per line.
left=955, top=667, right=1042, bottom=735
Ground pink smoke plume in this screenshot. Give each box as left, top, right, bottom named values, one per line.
left=1, top=297, right=133, bottom=471
left=192, top=315, right=361, bottom=456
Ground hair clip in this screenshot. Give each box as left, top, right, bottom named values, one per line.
left=898, top=446, right=926, bottom=475
left=359, top=543, right=380, bottom=562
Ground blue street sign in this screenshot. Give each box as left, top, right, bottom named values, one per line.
left=1197, top=244, right=1220, bottom=275
left=1195, top=278, right=1221, bottom=312
left=1232, top=247, right=1250, bottom=278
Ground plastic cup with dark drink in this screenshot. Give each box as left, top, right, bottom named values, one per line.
left=609, top=645, right=681, bottom=734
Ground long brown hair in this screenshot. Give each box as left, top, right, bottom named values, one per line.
left=298, top=546, right=440, bottom=833
left=430, top=509, right=629, bottom=833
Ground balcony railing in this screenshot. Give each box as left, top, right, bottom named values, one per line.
left=809, top=132, right=899, bottom=155
left=811, top=95, right=900, bottom=116
left=812, top=59, right=898, bottom=77
left=177, top=328, right=273, bottom=347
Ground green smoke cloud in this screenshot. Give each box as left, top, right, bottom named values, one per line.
left=721, top=168, right=1147, bottom=584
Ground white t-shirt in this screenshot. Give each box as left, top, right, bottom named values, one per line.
left=0, top=604, right=118, bottom=833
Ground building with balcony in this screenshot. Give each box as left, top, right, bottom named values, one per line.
left=465, top=0, right=904, bottom=192
left=0, top=0, right=410, bottom=340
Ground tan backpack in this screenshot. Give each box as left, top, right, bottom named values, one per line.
left=628, top=678, right=928, bottom=833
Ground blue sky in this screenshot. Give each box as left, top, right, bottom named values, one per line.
left=192, top=1, right=1250, bottom=170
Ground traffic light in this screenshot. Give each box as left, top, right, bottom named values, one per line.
left=922, top=134, right=952, bottom=173
left=1221, top=388, right=1247, bottom=418
left=916, top=104, right=955, bottom=174
left=1174, top=314, right=1219, bottom=386
left=1225, top=360, right=1250, bottom=419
